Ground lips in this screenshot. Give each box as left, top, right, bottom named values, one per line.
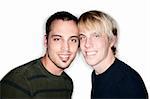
left=85, top=51, right=97, bottom=56
left=58, top=54, right=71, bottom=62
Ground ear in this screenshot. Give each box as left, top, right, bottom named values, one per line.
left=44, top=35, right=48, bottom=48
left=110, top=36, right=117, bottom=47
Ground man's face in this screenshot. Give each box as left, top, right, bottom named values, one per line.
left=46, top=20, right=79, bottom=69
left=79, top=29, right=115, bottom=67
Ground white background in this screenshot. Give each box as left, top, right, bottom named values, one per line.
left=0, top=0, right=149, bottom=98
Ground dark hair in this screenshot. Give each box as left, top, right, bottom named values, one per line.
left=46, top=11, right=78, bottom=37
left=111, top=28, right=117, bottom=55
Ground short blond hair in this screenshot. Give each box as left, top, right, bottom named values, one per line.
left=78, top=10, right=118, bottom=55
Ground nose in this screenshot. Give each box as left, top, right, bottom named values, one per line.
left=85, top=38, right=92, bottom=48
left=61, top=41, right=69, bottom=51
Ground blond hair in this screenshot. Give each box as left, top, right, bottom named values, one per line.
left=78, top=10, right=118, bottom=55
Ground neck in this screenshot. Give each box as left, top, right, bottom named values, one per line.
left=41, top=54, right=63, bottom=76
left=94, top=50, right=115, bottom=75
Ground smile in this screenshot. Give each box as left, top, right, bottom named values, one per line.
left=86, top=51, right=97, bottom=56
left=58, top=54, right=71, bottom=62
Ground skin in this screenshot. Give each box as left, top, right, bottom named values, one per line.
left=79, top=29, right=116, bottom=75
left=42, top=20, right=79, bottom=76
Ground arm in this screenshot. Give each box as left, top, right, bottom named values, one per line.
left=1, top=73, right=32, bottom=99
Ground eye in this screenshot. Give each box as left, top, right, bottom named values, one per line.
left=70, top=38, right=78, bottom=43
left=71, top=39, right=77, bottom=42
left=92, top=32, right=102, bottom=39
left=94, top=34, right=100, bottom=38
left=53, top=38, right=61, bottom=41
left=79, top=35, right=86, bottom=40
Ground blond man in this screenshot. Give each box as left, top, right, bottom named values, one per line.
left=78, top=10, right=148, bottom=99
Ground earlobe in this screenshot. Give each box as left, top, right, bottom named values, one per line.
left=110, top=36, right=117, bottom=47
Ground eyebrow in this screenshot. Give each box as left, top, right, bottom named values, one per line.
left=70, top=36, right=79, bottom=39
left=93, top=32, right=100, bottom=35
left=51, top=35, right=62, bottom=38
left=79, top=34, right=85, bottom=36
left=51, top=35, right=78, bottom=39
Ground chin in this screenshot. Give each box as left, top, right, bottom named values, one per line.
left=58, top=65, right=69, bottom=70
left=59, top=62, right=71, bottom=69
left=86, top=61, right=95, bottom=66
left=86, top=60, right=98, bottom=67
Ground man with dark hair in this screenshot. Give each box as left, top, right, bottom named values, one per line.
left=1, top=11, right=79, bottom=99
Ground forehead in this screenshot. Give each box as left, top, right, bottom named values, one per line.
left=79, top=27, right=103, bottom=37
left=79, top=26, right=109, bottom=38
left=50, top=20, right=79, bottom=36
left=79, top=22, right=106, bottom=35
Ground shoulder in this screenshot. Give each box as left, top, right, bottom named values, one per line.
left=116, top=59, right=148, bottom=96
left=0, top=58, right=41, bottom=97
left=62, top=72, right=73, bottom=86
left=117, top=59, right=144, bottom=82
left=1, top=58, right=41, bottom=82
left=62, top=72, right=73, bottom=81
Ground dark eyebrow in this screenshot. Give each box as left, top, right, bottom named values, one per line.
left=70, top=36, right=79, bottom=39
left=51, top=35, right=62, bottom=38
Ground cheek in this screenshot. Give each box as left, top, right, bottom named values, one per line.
left=48, top=40, right=61, bottom=48
left=94, top=38, right=109, bottom=48
left=70, top=44, right=78, bottom=52
left=47, top=43, right=60, bottom=52
left=95, top=42, right=104, bottom=49
left=96, top=41, right=110, bottom=56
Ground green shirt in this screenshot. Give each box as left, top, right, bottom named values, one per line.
left=1, top=58, right=73, bottom=99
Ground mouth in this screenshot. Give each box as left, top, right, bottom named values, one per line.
left=58, top=54, right=71, bottom=63
left=85, top=51, right=97, bottom=56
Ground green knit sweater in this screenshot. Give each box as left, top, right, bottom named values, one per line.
left=1, top=58, right=73, bottom=99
